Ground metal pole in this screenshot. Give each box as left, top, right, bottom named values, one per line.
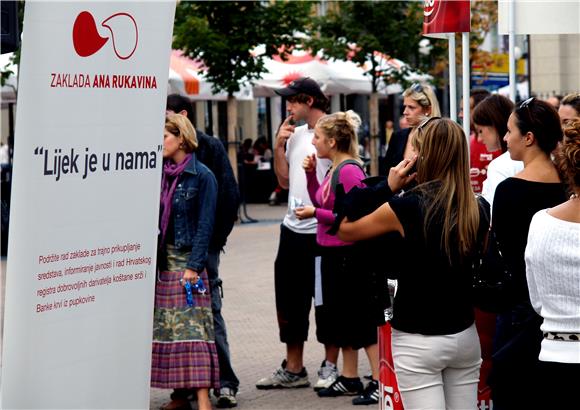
left=449, top=34, right=457, bottom=122
left=462, top=32, right=470, bottom=145
left=509, top=0, right=517, bottom=102
left=526, top=35, right=532, bottom=99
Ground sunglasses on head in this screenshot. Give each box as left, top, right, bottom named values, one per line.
left=519, top=97, right=535, bottom=109
left=418, top=116, right=442, bottom=129
left=410, top=83, right=425, bottom=94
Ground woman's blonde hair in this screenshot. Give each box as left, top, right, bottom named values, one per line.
left=412, top=118, right=479, bottom=262
left=316, top=110, right=361, bottom=160
left=165, top=113, right=198, bottom=153
left=403, top=83, right=442, bottom=117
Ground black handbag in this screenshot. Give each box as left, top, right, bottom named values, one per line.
left=472, top=197, right=513, bottom=313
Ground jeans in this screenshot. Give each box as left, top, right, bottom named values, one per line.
left=207, top=250, right=240, bottom=391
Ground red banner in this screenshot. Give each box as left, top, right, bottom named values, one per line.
left=423, top=0, right=470, bottom=34
left=379, top=324, right=404, bottom=410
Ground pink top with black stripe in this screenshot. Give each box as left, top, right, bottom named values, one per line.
left=306, top=163, right=365, bottom=247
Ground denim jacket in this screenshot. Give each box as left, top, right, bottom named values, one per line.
left=170, top=153, right=218, bottom=272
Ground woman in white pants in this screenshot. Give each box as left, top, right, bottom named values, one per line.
left=339, top=118, right=486, bottom=410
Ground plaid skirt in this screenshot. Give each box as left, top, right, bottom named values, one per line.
left=151, top=245, right=220, bottom=389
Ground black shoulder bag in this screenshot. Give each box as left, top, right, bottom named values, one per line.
left=472, top=196, right=513, bottom=313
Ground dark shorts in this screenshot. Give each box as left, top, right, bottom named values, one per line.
left=274, top=224, right=318, bottom=344
left=315, top=245, right=378, bottom=349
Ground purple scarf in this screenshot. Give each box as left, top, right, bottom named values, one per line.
left=159, top=154, right=192, bottom=246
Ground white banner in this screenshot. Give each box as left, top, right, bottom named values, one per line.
left=0, top=2, right=175, bottom=409
left=499, top=0, right=580, bottom=35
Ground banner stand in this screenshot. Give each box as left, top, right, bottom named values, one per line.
left=462, top=31, right=470, bottom=143
left=0, top=3, right=176, bottom=409
left=448, top=33, right=457, bottom=122
left=508, top=0, right=517, bottom=102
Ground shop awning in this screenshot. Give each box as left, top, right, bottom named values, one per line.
left=168, top=50, right=253, bottom=101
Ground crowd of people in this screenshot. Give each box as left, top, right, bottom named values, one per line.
left=150, top=82, right=579, bottom=410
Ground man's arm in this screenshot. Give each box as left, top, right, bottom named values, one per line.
left=274, top=116, right=295, bottom=189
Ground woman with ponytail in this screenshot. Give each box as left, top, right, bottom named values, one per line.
left=489, top=98, right=567, bottom=409
left=295, top=110, right=380, bottom=405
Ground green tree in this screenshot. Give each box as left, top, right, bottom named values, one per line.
left=172, top=1, right=315, bottom=178
left=1, top=1, right=24, bottom=89
left=305, top=0, right=436, bottom=175
left=469, top=0, right=498, bottom=80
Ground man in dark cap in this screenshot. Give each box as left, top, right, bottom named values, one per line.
left=255, top=78, right=338, bottom=391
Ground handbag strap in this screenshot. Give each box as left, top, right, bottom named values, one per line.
left=475, top=195, right=491, bottom=258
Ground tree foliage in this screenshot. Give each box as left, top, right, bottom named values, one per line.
left=172, top=1, right=315, bottom=96
left=0, top=1, right=24, bottom=87
left=304, top=1, right=444, bottom=91
left=470, top=0, right=498, bottom=73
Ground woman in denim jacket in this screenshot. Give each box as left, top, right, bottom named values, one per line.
left=151, top=113, right=219, bottom=410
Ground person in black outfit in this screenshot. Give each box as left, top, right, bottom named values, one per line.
left=489, top=98, right=567, bottom=410
left=381, top=83, right=441, bottom=175
left=338, top=119, right=487, bottom=409
left=166, top=94, right=241, bottom=408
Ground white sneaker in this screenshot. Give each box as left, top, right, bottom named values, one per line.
left=256, top=360, right=310, bottom=389
left=313, top=360, right=338, bottom=391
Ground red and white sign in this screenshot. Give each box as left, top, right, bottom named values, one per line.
left=0, top=2, right=175, bottom=409
left=73, top=11, right=138, bottom=59
left=423, top=0, right=471, bottom=35
left=379, top=324, right=404, bottom=410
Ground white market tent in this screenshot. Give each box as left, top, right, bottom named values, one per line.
left=169, top=48, right=429, bottom=100
left=0, top=53, right=17, bottom=105
left=252, top=49, right=376, bottom=96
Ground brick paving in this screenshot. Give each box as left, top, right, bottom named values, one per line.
left=150, top=203, right=371, bottom=410
left=0, top=203, right=371, bottom=409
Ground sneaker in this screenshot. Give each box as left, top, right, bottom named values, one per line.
left=317, top=375, right=363, bottom=397
left=255, top=360, right=310, bottom=389
left=352, top=380, right=379, bottom=405
left=313, top=360, right=338, bottom=391
left=215, top=387, right=237, bottom=408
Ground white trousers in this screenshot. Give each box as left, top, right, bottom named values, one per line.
left=391, top=324, right=481, bottom=410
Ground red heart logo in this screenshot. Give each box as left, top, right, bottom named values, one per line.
left=72, top=11, right=109, bottom=57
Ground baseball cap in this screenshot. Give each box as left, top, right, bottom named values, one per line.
left=275, top=77, right=326, bottom=99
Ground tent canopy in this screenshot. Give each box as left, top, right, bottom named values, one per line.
left=168, top=50, right=253, bottom=101
left=170, top=48, right=429, bottom=99
left=1, top=53, right=17, bottom=105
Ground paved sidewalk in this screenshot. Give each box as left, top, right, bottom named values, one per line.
left=150, top=203, right=372, bottom=409
left=0, top=203, right=372, bottom=409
